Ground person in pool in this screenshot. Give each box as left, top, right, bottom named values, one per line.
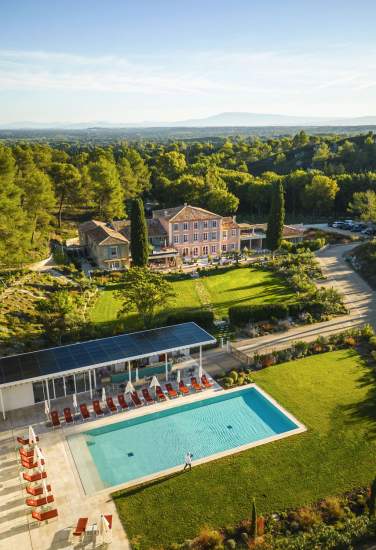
left=183, top=452, right=193, bottom=471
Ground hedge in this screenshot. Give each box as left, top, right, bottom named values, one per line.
left=229, top=303, right=289, bottom=326
left=165, top=309, right=214, bottom=329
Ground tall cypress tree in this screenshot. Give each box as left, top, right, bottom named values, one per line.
left=266, top=179, right=285, bottom=253
left=250, top=498, right=258, bottom=540
left=130, top=198, right=149, bottom=266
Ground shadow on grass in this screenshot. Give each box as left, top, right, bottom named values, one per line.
left=112, top=470, right=184, bottom=500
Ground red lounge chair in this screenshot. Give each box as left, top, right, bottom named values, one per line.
left=117, top=394, right=129, bottom=410
left=26, top=483, right=51, bottom=496
left=191, top=377, right=202, bottom=392
left=178, top=380, right=190, bottom=395
left=23, top=471, right=47, bottom=483
left=32, top=509, right=58, bottom=522
left=165, top=383, right=178, bottom=398
left=26, top=494, right=54, bottom=507
left=21, top=458, right=45, bottom=469
left=131, top=392, right=142, bottom=408
left=106, top=396, right=117, bottom=413
left=19, top=447, right=35, bottom=458
left=142, top=388, right=155, bottom=404
left=103, top=514, right=113, bottom=529
left=64, top=407, right=74, bottom=424
left=156, top=386, right=167, bottom=401
left=93, top=400, right=105, bottom=416
left=73, top=517, right=88, bottom=538
left=50, top=410, right=61, bottom=428
left=17, top=436, right=39, bottom=446
left=80, top=403, right=90, bottom=420
left=201, top=375, right=213, bottom=388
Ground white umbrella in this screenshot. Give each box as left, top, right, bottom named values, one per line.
left=197, top=364, right=203, bottom=379
left=176, top=370, right=181, bottom=384
left=28, top=426, right=37, bottom=446
left=42, top=477, right=51, bottom=498
left=100, top=514, right=112, bottom=544
left=125, top=381, right=135, bottom=394
left=44, top=400, right=50, bottom=418
left=72, top=393, right=78, bottom=411
left=36, top=446, right=45, bottom=473
left=101, top=387, right=106, bottom=403
left=149, top=376, right=160, bottom=397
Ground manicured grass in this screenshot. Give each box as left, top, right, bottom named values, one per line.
left=113, top=350, right=376, bottom=549
left=90, top=267, right=292, bottom=330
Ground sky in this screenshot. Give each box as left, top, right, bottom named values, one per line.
left=1, top=0, right=376, bottom=124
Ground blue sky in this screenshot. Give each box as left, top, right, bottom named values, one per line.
left=1, top=0, right=376, bottom=123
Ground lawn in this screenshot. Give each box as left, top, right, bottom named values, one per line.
left=91, top=267, right=292, bottom=330
left=113, top=349, right=376, bottom=549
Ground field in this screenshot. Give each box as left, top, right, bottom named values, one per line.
left=91, top=267, right=292, bottom=329
left=113, top=349, right=376, bottom=549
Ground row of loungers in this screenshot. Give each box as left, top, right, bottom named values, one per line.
left=49, top=375, right=214, bottom=427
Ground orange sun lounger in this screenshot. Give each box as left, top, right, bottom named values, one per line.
left=79, top=403, right=91, bottom=420
left=26, top=483, right=52, bottom=496
left=142, top=388, right=155, bottom=404
left=92, top=400, right=105, bottom=416
left=191, top=377, right=203, bottom=392
left=23, top=471, right=47, bottom=483
left=50, top=410, right=61, bottom=428
left=106, top=396, right=117, bottom=413
left=73, top=517, right=88, bottom=538
left=26, top=494, right=54, bottom=507
left=131, top=391, right=143, bottom=407
left=17, top=436, right=39, bottom=446
left=156, top=386, right=167, bottom=401
left=117, top=394, right=129, bottom=410
left=201, top=374, right=213, bottom=388
left=178, top=380, right=190, bottom=395
left=165, top=383, right=178, bottom=398
left=64, top=407, right=74, bottom=423
left=32, top=509, right=58, bottom=522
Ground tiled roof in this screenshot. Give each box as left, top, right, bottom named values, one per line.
left=113, top=218, right=167, bottom=240
left=80, top=220, right=129, bottom=246
left=222, top=216, right=239, bottom=229
left=153, top=205, right=221, bottom=222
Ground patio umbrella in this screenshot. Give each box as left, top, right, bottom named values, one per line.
left=101, top=386, right=106, bottom=403
left=42, top=477, right=51, bottom=497
left=125, top=381, right=135, bottom=394
left=149, top=376, right=160, bottom=397
left=176, top=370, right=181, bottom=384
left=44, top=400, right=50, bottom=419
left=36, top=446, right=45, bottom=473
left=28, top=426, right=37, bottom=446
left=72, top=393, right=78, bottom=411
left=197, top=364, right=203, bottom=379
left=100, top=514, right=112, bottom=544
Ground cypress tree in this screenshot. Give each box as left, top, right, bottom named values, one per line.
left=266, top=179, right=285, bottom=253
left=250, top=498, right=258, bottom=540
left=130, top=198, right=149, bottom=266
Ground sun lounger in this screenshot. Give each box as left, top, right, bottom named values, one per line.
left=19, top=447, right=35, bottom=458
left=26, top=494, right=54, bottom=507
left=117, top=394, right=129, bottom=410
left=201, top=374, right=213, bottom=388
left=92, top=400, right=105, bottom=416
left=131, top=391, right=143, bottom=407
left=156, top=386, right=167, bottom=401
left=26, top=483, right=51, bottom=496
left=142, top=388, right=155, bottom=404
left=23, top=471, right=47, bottom=483
left=17, top=436, right=39, bottom=446
left=64, top=407, right=74, bottom=424
left=80, top=403, right=91, bottom=420
left=73, top=517, right=88, bottom=538
left=165, top=383, right=178, bottom=398
left=21, top=458, right=45, bottom=469
left=106, top=396, right=117, bottom=413
left=50, top=410, right=61, bottom=428
left=178, top=380, right=190, bottom=395
left=191, top=377, right=203, bottom=392
left=103, top=514, right=113, bottom=529
left=32, top=508, right=58, bottom=522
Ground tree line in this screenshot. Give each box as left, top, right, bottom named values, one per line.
left=1, top=131, right=376, bottom=267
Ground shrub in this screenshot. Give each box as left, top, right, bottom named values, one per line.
left=261, top=354, right=275, bottom=368
left=369, top=336, right=376, bottom=348
left=191, top=527, right=224, bottom=550
left=166, top=309, right=214, bottom=330
left=362, top=324, right=375, bottom=339
left=320, top=496, right=345, bottom=524
left=225, top=540, right=236, bottom=549
left=237, top=376, right=245, bottom=386
left=223, top=377, right=234, bottom=389
left=229, top=370, right=239, bottom=382
left=344, top=336, right=357, bottom=347
left=229, top=304, right=289, bottom=327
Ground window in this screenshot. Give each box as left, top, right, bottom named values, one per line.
left=183, top=247, right=189, bottom=256
left=109, top=246, right=118, bottom=258
left=212, top=220, right=217, bottom=228
left=183, top=234, right=188, bottom=242
left=193, top=233, right=198, bottom=241
left=230, top=243, right=236, bottom=250
left=193, top=247, right=199, bottom=256
left=173, top=223, right=179, bottom=231
left=193, top=222, right=198, bottom=229
left=203, top=232, right=208, bottom=241
left=183, top=222, right=189, bottom=230
left=203, top=221, right=208, bottom=228
left=222, top=244, right=227, bottom=252
left=211, top=232, right=217, bottom=240
left=232, top=229, right=237, bottom=237
left=223, top=230, right=228, bottom=240
left=174, top=235, right=179, bottom=243
left=202, top=245, right=208, bottom=255
left=211, top=245, right=216, bottom=253
left=109, top=261, right=120, bottom=270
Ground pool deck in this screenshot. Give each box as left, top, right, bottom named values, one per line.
left=0, top=353, right=305, bottom=550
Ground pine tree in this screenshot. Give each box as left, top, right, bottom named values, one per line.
left=266, top=179, right=285, bottom=253
left=130, top=198, right=149, bottom=266
left=251, top=498, right=258, bottom=540
left=369, top=475, right=376, bottom=516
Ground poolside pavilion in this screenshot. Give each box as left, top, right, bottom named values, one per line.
left=0, top=322, right=216, bottom=420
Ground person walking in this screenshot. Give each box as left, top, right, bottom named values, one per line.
left=183, top=452, right=192, bottom=471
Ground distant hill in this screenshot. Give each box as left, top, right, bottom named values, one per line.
left=2, top=112, right=376, bottom=129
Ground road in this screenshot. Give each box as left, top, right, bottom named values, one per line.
left=231, top=243, right=376, bottom=357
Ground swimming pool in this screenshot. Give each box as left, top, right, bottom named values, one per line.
left=67, top=386, right=305, bottom=494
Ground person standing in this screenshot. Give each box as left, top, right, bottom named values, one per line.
left=183, top=452, right=192, bottom=471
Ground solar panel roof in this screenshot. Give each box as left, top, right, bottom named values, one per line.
left=0, top=323, right=216, bottom=386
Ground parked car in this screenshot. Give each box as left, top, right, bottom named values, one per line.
left=351, top=223, right=367, bottom=232
left=361, top=227, right=376, bottom=236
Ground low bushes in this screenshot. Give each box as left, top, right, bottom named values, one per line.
left=281, top=237, right=326, bottom=253
left=229, top=304, right=289, bottom=326
left=165, top=309, right=214, bottom=330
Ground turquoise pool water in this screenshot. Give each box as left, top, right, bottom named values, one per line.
left=67, top=387, right=299, bottom=492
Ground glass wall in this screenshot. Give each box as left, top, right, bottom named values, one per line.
left=32, top=370, right=94, bottom=404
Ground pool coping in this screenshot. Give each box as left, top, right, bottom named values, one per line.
left=63, top=382, right=307, bottom=496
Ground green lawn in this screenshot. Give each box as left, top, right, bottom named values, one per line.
left=91, top=267, right=292, bottom=330
left=113, top=350, right=376, bottom=549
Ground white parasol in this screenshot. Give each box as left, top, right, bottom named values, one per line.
left=149, top=376, right=160, bottom=396
left=125, top=381, right=135, bottom=394
left=72, top=393, right=78, bottom=411
left=101, top=386, right=106, bottom=403
left=28, top=425, right=37, bottom=446
left=176, top=370, right=181, bottom=384
left=100, top=514, right=112, bottom=544
left=44, top=400, right=50, bottom=419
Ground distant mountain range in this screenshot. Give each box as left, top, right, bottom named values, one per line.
left=2, top=112, right=376, bottom=129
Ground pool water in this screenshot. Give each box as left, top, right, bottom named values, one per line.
left=67, top=387, right=301, bottom=493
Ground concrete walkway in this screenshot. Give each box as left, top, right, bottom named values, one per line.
left=232, top=243, right=376, bottom=356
